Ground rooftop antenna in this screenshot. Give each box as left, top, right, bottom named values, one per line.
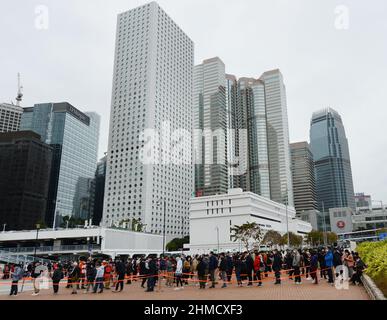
left=15, top=72, right=23, bottom=106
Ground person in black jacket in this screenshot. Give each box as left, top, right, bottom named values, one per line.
left=219, top=254, right=228, bottom=288
left=146, top=257, right=158, bottom=292
left=126, top=258, right=133, bottom=284
left=196, top=257, right=208, bottom=289
left=139, top=258, right=147, bottom=288
left=272, top=249, right=283, bottom=284
left=85, top=262, right=97, bottom=293
left=114, top=259, right=126, bottom=292
left=51, top=265, right=64, bottom=294
left=208, top=252, right=218, bottom=288
left=245, top=252, right=254, bottom=286
left=226, top=253, right=234, bottom=282
left=69, top=262, right=81, bottom=294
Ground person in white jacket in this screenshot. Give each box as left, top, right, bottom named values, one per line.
left=174, top=257, right=184, bottom=290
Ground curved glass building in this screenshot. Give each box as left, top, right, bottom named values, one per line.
left=310, top=108, right=355, bottom=212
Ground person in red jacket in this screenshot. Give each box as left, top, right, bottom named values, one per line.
left=253, top=251, right=263, bottom=287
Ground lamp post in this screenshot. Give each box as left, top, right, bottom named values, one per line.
left=215, top=226, right=220, bottom=253
left=156, top=198, right=167, bottom=256
left=33, top=224, right=41, bottom=262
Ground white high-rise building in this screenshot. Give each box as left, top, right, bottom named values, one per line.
left=260, top=70, right=294, bottom=207
left=103, top=2, right=194, bottom=238
left=193, top=57, right=228, bottom=196
left=0, top=103, right=23, bottom=133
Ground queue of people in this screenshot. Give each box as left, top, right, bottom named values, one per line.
left=3, top=246, right=367, bottom=297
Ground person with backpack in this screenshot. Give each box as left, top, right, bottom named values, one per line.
left=51, top=264, right=64, bottom=295
left=196, top=257, right=208, bottom=289
left=9, top=264, right=23, bottom=296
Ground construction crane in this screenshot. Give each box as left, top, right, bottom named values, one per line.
left=15, top=72, right=23, bottom=106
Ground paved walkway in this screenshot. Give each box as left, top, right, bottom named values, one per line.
left=0, top=276, right=369, bottom=300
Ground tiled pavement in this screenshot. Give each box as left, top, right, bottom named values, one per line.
left=0, top=276, right=370, bottom=300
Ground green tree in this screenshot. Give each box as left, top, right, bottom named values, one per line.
left=166, top=236, right=190, bottom=252
left=280, top=232, right=303, bottom=247
left=326, top=232, right=338, bottom=245
left=262, top=230, right=282, bottom=247
left=307, top=230, right=324, bottom=246
left=60, top=216, right=85, bottom=228
left=230, top=222, right=263, bottom=251
left=35, top=220, right=47, bottom=229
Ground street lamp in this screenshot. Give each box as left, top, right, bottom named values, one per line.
left=215, top=226, right=220, bottom=253
left=156, top=198, right=167, bottom=256
left=33, top=224, right=41, bottom=262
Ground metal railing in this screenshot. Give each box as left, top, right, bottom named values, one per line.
left=0, top=250, right=52, bottom=265
left=0, top=244, right=101, bottom=255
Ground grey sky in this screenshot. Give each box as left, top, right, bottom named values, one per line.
left=1, top=0, right=386, bottom=203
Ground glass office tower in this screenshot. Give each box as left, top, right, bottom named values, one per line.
left=310, top=108, right=355, bottom=213
left=20, top=102, right=100, bottom=227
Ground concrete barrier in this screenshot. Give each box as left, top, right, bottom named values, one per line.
left=361, top=274, right=386, bottom=300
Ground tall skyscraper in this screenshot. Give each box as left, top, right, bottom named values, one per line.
left=194, top=57, right=228, bottom=196
left=103, top=2, right=194, bottom=237
left=20, top=102, right=100, bottom=227
left=236, top=77, right=271, bottom=198
left=260, top=70, right=294, bottom=207
left=290, top=141, right=317, bottom=213
left=0, top=103, right=23, bottom=132
left=195, top=63, right=293, bottom=206
left=0, top=131, right=52, bottom=231
left=310, top=108, right=355, bottom=212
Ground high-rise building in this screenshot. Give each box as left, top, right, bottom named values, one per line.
left=103, top=2, right=194, bottom=238
left=236, top=77, right=271, bottom=198
left=0, top=103, right=23, bottom=132
left=20, top=102, right=100, bottom=227
left=194, top=62, right=294, bottom=207
left=0, top=131, right=52, bottom=231
left=260, top=70, right=294, bottom=207
left=290, top=142, right=317, bottom=213
left=194, top=57, right=228, bottom=196
left=355, top=193, right=372, bottom=212
left=93, top=155, right=107, bottom=226
left=310, top=108, right=355, bottom=212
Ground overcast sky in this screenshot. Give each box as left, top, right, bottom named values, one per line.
left=1, top=0, right=386, bottom=203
